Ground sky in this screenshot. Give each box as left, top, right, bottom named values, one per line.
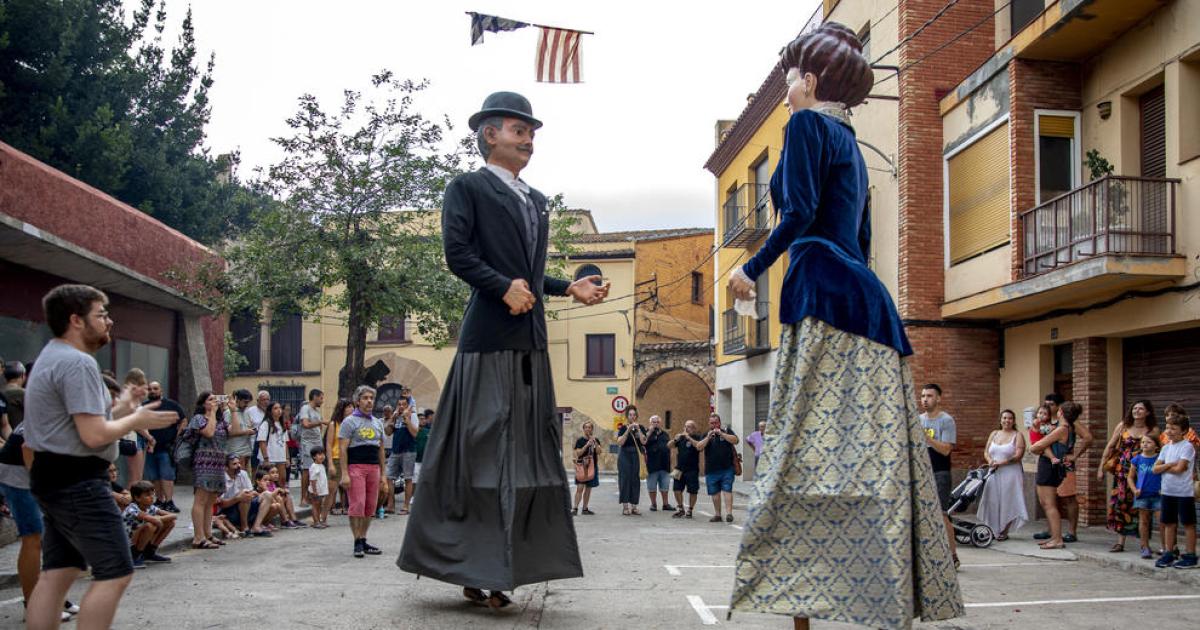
left=152, top=0, right=820, bottom=232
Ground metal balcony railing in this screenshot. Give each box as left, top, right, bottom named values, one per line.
left=722, top=303, right=770, bottom=356
left=1019, top=175, right=1179, bottom=277
left=722, top=183, right=771, bottom=248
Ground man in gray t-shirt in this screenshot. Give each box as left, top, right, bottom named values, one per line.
left=22, top=284, right=177, bottom=628
left=297, top=389, right=326, bottom=506
left=919, top=383, right=958, bottom=567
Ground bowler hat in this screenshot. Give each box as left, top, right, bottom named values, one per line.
left=468, top=91, right=543, bottom=131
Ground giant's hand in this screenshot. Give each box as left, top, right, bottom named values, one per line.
left=728, top=267, right=754, bottom=301
left=504, top=279, right=536, bottom=315
left=568, top=276, right=610, bottom=306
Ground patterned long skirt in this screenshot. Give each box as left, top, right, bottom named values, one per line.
left=729, top=318, right=963, bottom=629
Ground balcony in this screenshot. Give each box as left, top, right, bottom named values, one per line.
left=942, top=175, right=1185, bottom=321
left=1021, top=176, right=1178, bottom=276
left=1013, top=0, right=1169, bottom=62
left=722, top=183, right=771, bottom=248
left=722, top=304, right=770, bottom=357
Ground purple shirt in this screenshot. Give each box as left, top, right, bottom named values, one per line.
left=747, top=431, right=765, bottom=456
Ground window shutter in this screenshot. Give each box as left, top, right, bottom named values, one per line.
left=948, top=123, right=1011, bottom=264
left=1140, top=85, right=1166, bottom=178
left=1038, top=115, right=1075, bottom=138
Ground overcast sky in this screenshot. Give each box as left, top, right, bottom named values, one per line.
left=156, top=1, right=820, bottom=232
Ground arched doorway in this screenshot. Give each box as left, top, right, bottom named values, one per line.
left=363, top=353, right=442, bottom=412
left=637, top=368, right=713, bottom=432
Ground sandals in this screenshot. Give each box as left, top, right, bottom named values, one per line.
left=630, top=508, right=641, bottom=516
left=208, top=537, right=226, bottom=546
left=995, top=533, right=1009, bottom=541
left=1109, top=543, right=1125, bottom=553
left=580, top=508, right=594, bottom=515
left=709, top=515, right=723, bottom=523
left=487, top=591, right=513, bottom=610
left=191, top=540, right=219, bottom=550
left=463, top=587, right=488, bottom=604
left=1039, top=541, right=1066, bottom=549
left=622, top=507, right=631, bottom=516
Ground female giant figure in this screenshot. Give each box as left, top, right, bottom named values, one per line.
left=726, top=23, right=963, bottom=630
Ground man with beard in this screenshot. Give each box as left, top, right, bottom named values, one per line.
left=142, top=381, right=186, bottom=513
left=399, top=92, right=610, bottom=609
left=24, top=284, right=177, bottom=630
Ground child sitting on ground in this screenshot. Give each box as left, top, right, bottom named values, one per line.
left=212, top=506, right=241, bottom=540
left=1154, top=413, right=1197, bottom=569
left=1128, top=435, right=1162, bottom=559
left=266, top=467, right=304, bottom=528
left=308, top=447, right=329, bottom=529
left=123, top=481, right=176, bottom=567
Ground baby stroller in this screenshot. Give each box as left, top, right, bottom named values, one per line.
left=946, top=466, right=995, bottom=548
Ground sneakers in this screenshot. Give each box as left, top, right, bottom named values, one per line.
left=672, top=509, right=685, bottom=519
left=163, top=500, right=181, bottom=514
left=1062, top=533, right=1077, bottom=543
left=132, top=555, right=146, bottom=569
left=1155, top=551, right=1177, bottom=568
left=1032, top=531, right=1051, bottom=540
left=143, top=545, right=171, bottom=563
left=725, top=514, right=734, bottom=523
left=362, top=540, right=382, bottom=555
left=1175, top=553, right=1198, bottom=569
left=580, top=508, right=595, bottom=515
left=63, top=601, right=80, bottom=615
left=353, top=539, right=365, bottom=558
left=1140, top=546, right=1153, bottom=559
left=649, top=505, right=658, bottom=512
left=685, top=510, right=694, bottom=519
left=709, top=515, right=723, bottom=523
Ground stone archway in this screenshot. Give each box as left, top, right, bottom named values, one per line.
left=363, top=352, right=442, bottom=411
left=634, top=341, right=715, bottom=432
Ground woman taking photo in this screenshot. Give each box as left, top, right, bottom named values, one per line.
left=615, top=406, right=645, bottom=516
left=572, top=420, right=600, bottom=515
left=977, top=409, right=1028, bottom=540
left=1098, top=400, right=1158, bottom=553
left=725, top=23, right=961, bottom=629
left=189, top=392, right=229, bottom=549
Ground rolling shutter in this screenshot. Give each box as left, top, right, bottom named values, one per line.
left=1038, top=115, right=1076, bottom=138
left=1140, top=85, right=1166, bottom=178
left=948, top=122, right=1011, bottom=264
left=1124, top=327, right=1200, bottom=415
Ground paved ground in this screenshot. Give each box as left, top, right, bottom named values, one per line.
left=0, top=478, right=1197, bottom=629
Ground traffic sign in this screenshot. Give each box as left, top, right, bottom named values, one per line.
left=611, top=395, right=630, bottom=413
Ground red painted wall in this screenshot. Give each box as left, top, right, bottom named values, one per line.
left=0, top=141, right=224, bottom=389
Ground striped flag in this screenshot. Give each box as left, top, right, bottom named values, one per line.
left=536, top=27, right=584, bottom=84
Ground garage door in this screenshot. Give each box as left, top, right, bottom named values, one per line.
left=1124, top=327, right=1200, bottom=416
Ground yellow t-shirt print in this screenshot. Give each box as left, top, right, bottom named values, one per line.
left=357, top=426, right=379, bottom=440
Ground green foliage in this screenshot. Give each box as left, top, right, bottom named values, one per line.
left=1085, top=149, right=1115, bottom=181
left=223, top=330, right=249, bottom=379
left=219, top=72, right=474, bottom=397
left=0, top=0, right=261, bottom=244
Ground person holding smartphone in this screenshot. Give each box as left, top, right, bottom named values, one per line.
left=616, top=406, right=645, bottom=515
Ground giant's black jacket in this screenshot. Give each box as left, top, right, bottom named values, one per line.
left=442, top=168, right=571, bottom=353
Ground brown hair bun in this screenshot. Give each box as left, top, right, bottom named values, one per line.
left=780, top=22, right=873, bottom=108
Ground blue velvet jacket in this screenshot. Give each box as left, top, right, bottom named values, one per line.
left=742, top=110, right=912, bottom=356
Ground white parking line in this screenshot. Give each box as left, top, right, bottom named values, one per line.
left=960, top=561, right=1052, bottom=568
left=665, top=564, right=735, bottom=576
left=967, top=594, right=1200, bottom=608
left=686, top=595, right=720, bottom=625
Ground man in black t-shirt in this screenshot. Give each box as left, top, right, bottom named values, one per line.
left=643, top=415, right=673, bottom=512
left=670, top=420, right=704, bottom=518
left=142, top=381, right=186, bottom=513
left=698, top=413, right=739, bottom=523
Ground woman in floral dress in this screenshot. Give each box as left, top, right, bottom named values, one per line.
left=1098, top=400, right=1158, bottom=552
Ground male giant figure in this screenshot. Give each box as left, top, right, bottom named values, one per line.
left=398, top=92, right=609, bottom=607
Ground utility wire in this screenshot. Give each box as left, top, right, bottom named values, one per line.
left=874, top=1, right=1011, bottom=87
left=870, top=0, right=963, bottom=65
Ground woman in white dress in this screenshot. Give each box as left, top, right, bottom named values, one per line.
left=978, top=409, right=1029, bottom=540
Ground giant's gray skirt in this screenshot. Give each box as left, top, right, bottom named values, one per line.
left=730, top=317, right=963, bottom=629
left=397, top=350, right=583, bottom=591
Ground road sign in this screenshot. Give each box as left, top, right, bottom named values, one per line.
left=611, top=395, right=630, bottom=413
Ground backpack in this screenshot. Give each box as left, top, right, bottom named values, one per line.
left=173, top=423, right=200, bottom=467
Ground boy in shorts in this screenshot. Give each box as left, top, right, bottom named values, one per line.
left=1154, top=414, right=1197, bottom=569
left=123, top=481, right=175, bottom=567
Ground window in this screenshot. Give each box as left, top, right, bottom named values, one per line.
left=585, top=334, right=616, bottom=377
left=691, top=272, right=704, bottom=304
left=229, top=310, right=261, bottom=372
left=262, top=385, right=304, bottom=419
left=1181, top=57, right=1200, bottom=163
left=378, top=316, right=408, bottom=343
left=753, top=384, right=771, bottom=424
left=574, top=264, right=603, bottom=284
left=269, top=313, right=303, bottom=372
left=946, top=121, right=1011, bottom=264
left=1035, top=111, right=1080, bottom=203
left=116, top=340, right=170, bottom=391
left=1011, top=0, right=1044, bottom=37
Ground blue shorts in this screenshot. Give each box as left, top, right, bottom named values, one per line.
left=646, top=470, right=670, bottom=493
left=0, top=483, right=43, bottom=537
left=1133, top=495, right=1162, bottom=512
left=705, top=468, right=735, bottom=495
left=143, top=448, right=176, bottom=482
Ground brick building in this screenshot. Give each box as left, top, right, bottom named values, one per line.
left=0, top=141, right=223, bottom=404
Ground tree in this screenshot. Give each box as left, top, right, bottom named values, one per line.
left=222, top=72, right=474, bottom=398
left=0, top=0, right=260, bottom=244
